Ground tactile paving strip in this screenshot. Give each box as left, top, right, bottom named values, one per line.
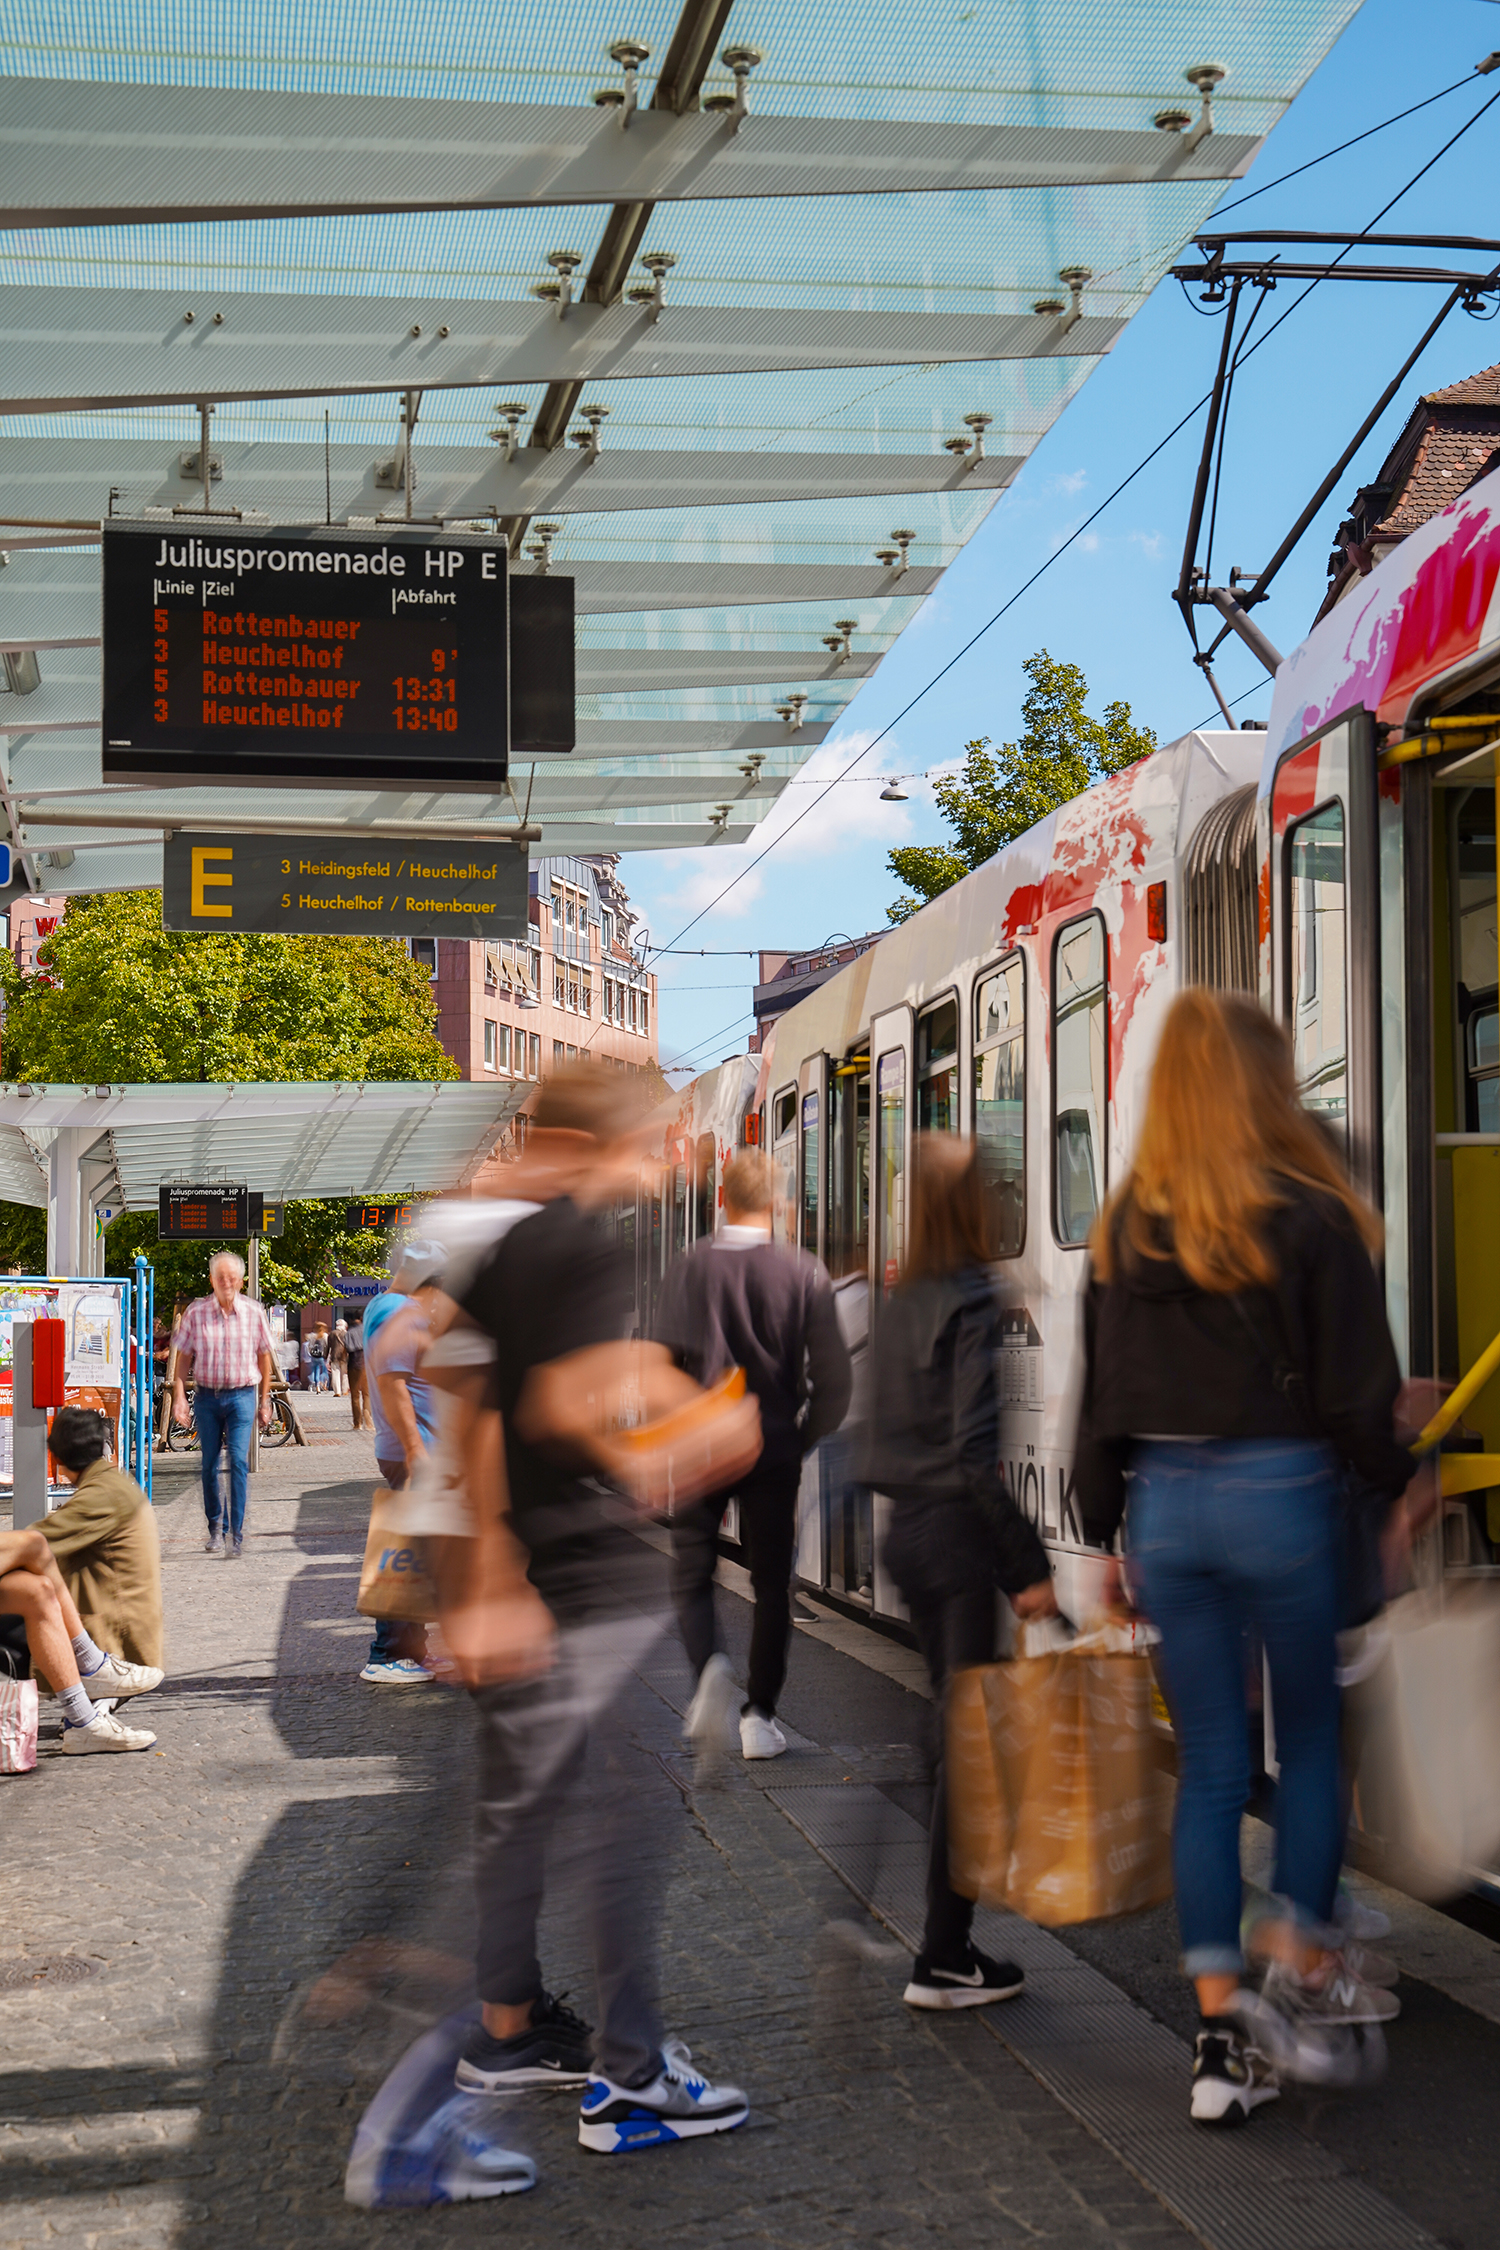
left=767, top=1784, right=1438, bottom=2250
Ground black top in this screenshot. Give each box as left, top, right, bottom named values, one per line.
left=653, top=1232, right=853, bottom=1472
left=1073, top=1184, right=1415, bottom=1548
left=866, top=1266, right=1048, bottom=1601
left=459, top=1195, right=658, bottom=1620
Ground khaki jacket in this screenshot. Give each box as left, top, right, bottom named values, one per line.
left=36, top=1456, right=162, bottom=1669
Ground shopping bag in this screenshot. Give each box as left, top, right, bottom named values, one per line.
left=948, top=1619, right=1173, bottom=1926
left=0, top=1676, right=39, bottom=1774
left=607, top=1366, right=763, bottom=1515
left=1344, top=1583, right=1500, bottom=1898
left=356, top=1490, right=439, bottom=1623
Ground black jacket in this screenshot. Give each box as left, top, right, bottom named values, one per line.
left=654, top=1232, right=853, bottom=1472
left=1073, top=1186, right=1415, bottom=1548
left=866, top=1266, right=1048, bottom=1601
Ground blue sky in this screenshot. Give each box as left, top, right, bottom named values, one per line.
left=623, top=0, right=1500, bottom=1078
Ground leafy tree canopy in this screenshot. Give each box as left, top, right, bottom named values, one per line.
left=0, top=891, right=460, bottom=1303
left=886, top=650, right=1156, bottom=924
left=0, top=890, right=460, bottom=1084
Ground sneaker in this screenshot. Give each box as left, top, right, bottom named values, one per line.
left=1264, top=1956, right=1401, bottom=2026
left=903, top=1945, right=1026, bottom=2009
left=578, top=2041, right=748, bottom=2153
left=1235, top=1983, right=1388, bottom=2090
left=360, top=1658, right=436, bottom=1685
left=227, top=1535, right=244, bottom=1560
left=1333, top=1889, right=1392, bottom=1944
left=684, top=1651, right=738, bottom=1752
left=61, top=1709, right=157, bottom=1754
left=740, top=1709, right=787, bottom=1760
left=204, top=1529, right=224, bottom=1555
left=1338, top=1940, right=1399, bottom=1990
left=83, top=1654, right=164, bottom=1702
left=455, top=1994, right=594, bottom=2092
left=1190, top=2025, right=1280, bottom=2126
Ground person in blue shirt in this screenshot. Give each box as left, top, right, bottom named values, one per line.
left=360, top=1239, right=444, bottom=1685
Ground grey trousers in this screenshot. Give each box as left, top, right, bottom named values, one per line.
left=471, top=1609, right=670, bottom=2086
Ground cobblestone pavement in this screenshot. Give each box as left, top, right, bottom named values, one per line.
left=0, top=1397, right=1494, bottom=2249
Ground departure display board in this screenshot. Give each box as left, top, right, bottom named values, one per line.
left=158, top=1185, right=276, bottom=1239
left=102, top=522, right=508, bottom=790
left=162, top=829, right=528, bottom=941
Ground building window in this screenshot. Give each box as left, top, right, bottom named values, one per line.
left=484, top=943, right=499, bottom=991
left=554, top=966, right=566, bottom=1007
left=601, top=910, right=614, bottom=950
left=566, top=1043, right=578, bottom=1061
left=529, top=1032, right=541, bottom=1077
left=410, top=938, right=437, bottom=978
left=530, top=946, right=542, bottom=990
left=496, top=1023, right=511, bottom=1071
left=581, top=974, right=592, bottom=1018
left=640, top=993, right=649, bottom=1038
left=483, top=1019, right=497, bottom=1071
left=568, top=974, right=579, bottom=1012
left=629, top=988, right=638, bottom=1032
left=553, top=1039, right=565, bottom=1065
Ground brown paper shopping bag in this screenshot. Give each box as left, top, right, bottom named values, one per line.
left=356, top=1490, right=438, bottom=1623
left=948, top=1620, right=1173, bottom=1927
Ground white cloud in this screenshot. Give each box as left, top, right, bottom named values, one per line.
left=1075, top=530, right=1099, bottom=553
left=1049, top=467, right=1088, bottom=496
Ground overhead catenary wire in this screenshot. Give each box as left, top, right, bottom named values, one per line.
left=646, top=78, right=1500, bottom=971
left=1211, top=66, right=1487, bottom=220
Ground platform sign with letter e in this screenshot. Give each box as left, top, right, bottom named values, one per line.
left=162, top=829, right=528, bottom=940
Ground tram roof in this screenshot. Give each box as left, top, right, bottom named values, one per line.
left=0, top=0, right=1359, bottom=893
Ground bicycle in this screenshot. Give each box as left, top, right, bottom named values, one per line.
left=158, top=1380, right=300, bottom=1450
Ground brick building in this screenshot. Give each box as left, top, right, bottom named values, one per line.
left=750, top=931, right=884, bottom=1053
left=424, top=852, right=659, bottom=1085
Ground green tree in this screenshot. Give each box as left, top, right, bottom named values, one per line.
left=0, top=892, right=459, bottom=1298
left=0, top=890, right=460, bottom=1083
left=886, top=650, right=1156, bottom=924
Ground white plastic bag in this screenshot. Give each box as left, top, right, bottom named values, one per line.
left=1345, top=1584, right=1500, bottom=1898
left=0, top=1676, right=39, bottom=1774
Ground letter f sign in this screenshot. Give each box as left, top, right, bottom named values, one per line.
left=191, top=845, right=234, bottom=919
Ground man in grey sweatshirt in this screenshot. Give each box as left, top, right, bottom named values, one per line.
left=655, top=1150, right=853, bottom=1760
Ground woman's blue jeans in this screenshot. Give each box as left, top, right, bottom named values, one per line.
left=1129, top=1438, right=1344, bottom=1978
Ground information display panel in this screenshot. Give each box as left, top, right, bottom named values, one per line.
left=103, top=522, right=508, bottom=790
left=158, top=1185, right=273, bottom=1239
left=163, top=829, right=528, bottom=941
left=346, top=1201, right=417, bottom=1233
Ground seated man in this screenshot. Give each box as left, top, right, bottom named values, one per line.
left=37, top=1406, right=165, bottom=1680
left=0, top=1525, right=157, bottom=1753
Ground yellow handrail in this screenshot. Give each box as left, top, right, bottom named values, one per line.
left=1413, top=1325, right=1500, bottom=1456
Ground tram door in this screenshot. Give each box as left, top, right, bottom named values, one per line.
left=1268, top=711, right=1381, bottom=1201
left=869, top=1004, right=914, bottom=1618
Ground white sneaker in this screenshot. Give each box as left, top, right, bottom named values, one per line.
left=359, top=1658, right=434, bottom=1685
left=740, top=1709, right=786, bottom=1760
left=684, top=1652, right=739, bottom=1751
left=1333, top=1890, right=1392, bottom=1944
left=62, top=1709, right=157, bottom=1754
left=83, top=1654, right=164, bottom=1702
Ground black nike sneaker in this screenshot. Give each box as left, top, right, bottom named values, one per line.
left=455, top=1993, right=594, bottom=2091
left=902, top=1945, right=1026, bottom=2009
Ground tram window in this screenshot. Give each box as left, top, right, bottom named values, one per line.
left=772, top=1085, right=797, bottom=1244
left=671, top=1164, right=688, bottom=1259
left=693, top=1132, right=715, bottom=1239
left=1288, top=803, right=1348, bottom=1141
left=974, top=957, right=1025, bottom=1257
left=1456, top=790, right=1500, bottom=1131
left=1053, top=915, right=1107, bottom=1246
left=1467, top=1004, right=1500, bottom=1131
left=828, top=1055, right=871, bottom=1279
left=876, top=1049, right=906, bottom=1288
left=800, top=1090, right=820, bottom=1251
left=916, top=995, right=958, bottom=1134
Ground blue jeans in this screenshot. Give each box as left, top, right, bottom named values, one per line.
left=1129, top=1438, right=1344, bottom=1978
left=194, top=1385, right=257, bottom=1540
left=309, top=1358, right=329, bottom=1391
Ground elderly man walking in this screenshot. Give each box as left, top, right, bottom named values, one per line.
left=171, top=1250, right=277, bottom=1559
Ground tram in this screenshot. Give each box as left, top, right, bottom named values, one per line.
left=645, top=458, right=1500, bottom=1633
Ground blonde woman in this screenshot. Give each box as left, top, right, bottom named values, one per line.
left=1075, top=990, right=1424, bottom=2124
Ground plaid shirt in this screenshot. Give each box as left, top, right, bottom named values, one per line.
left=173, top=1293, right=276, bottom=1391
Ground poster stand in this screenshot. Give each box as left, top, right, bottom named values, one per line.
left=0, top=1254, right=153, bottom=1505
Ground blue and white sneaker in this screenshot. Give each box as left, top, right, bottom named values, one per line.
left=360, top=1658, right=434, bottom=1685
left=345, top=2004, right=536, bottom=2207
left=577, top=2040, right=747, bottom=2153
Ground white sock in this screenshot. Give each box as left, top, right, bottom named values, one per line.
left=71, top=1630, right=108, bottom=1676
left=58, top=1680, right=98, bottom=1728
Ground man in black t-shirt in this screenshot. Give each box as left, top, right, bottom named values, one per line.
left=444, top=1068, right=749, bottom=2160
